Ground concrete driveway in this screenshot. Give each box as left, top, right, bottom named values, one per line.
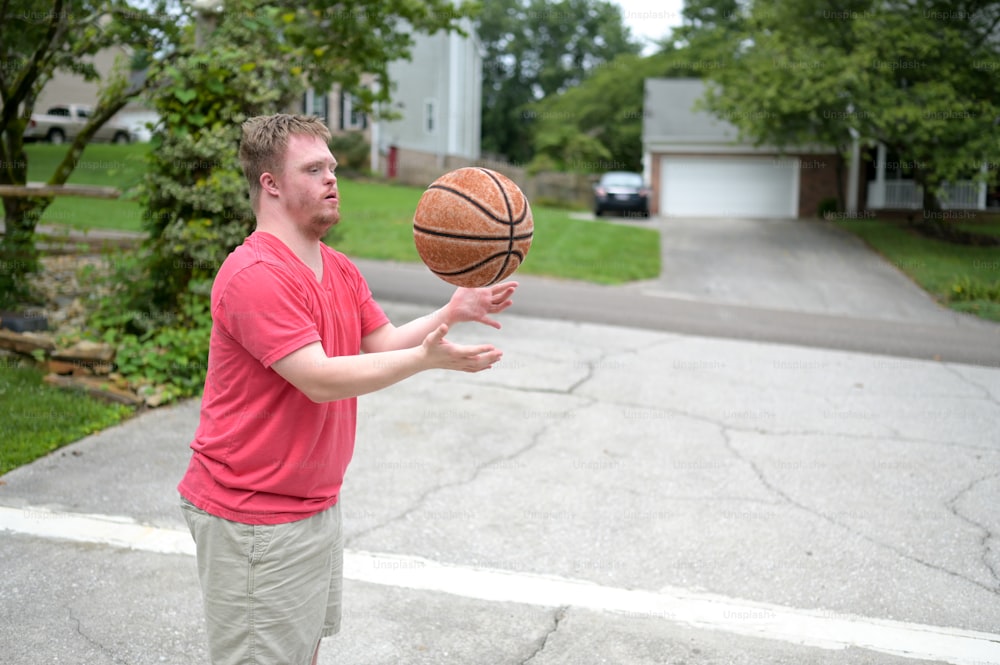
left=641, top=216, right=978, bottom=327
left=2, top=216, right=999, bottom=664
left=2, top=301, right=999, bottom=665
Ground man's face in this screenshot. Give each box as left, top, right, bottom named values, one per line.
left=273, top=134, right=340, bottom=240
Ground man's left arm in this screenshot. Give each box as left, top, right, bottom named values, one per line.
left=362, top=281, right=518, bottom=353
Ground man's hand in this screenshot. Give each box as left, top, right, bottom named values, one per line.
left=421, top=324, right=503, bottom=372
left=361, top=281, right=518, bottom=354
left=445, top=281, right=518, bottom=330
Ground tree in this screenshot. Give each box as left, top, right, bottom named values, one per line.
left=668, top=0, right=747, bottom=62
left=523, top=0, right=753, bottom=175
left=477, top=0, right=641, bottom=163
left=697, top=0, right=1000, bottom=231
left=0, top=0, right=178, bottom=305
left=527, top=49, right=697, bottom=173
left=83, top=0, right=473, bottom=402
left=132, top=0, right=470, bottom=314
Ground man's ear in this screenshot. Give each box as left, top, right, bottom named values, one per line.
left=259, top=172, right=279, bottom=198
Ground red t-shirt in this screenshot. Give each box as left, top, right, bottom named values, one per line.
left=177, top=232, right=389, bottom=525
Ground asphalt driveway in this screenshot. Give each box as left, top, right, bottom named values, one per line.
left=642, top=216, right=978, bottom=327
left=3, top=214, right=1000, bottom=664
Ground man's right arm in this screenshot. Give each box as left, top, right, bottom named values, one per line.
left=270, top=324, right=501, bottom=403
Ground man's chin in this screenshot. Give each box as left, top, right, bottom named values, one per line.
left=312, top=214, right=340, bottom=241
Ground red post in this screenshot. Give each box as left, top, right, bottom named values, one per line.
left=388, top=145, right=398, bottom=179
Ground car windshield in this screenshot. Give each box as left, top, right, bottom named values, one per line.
left=602, top=173, right=642, bottom=187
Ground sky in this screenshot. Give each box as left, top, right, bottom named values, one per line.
left=613, top=0, right=686, bottom=54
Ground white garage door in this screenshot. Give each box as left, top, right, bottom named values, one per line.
left=660, top=156, right=799, bottom=218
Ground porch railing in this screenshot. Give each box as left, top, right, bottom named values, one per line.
left=867, top=179, right=984, bottom=210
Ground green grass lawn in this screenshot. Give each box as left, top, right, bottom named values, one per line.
left=334, top=179, right=661, bottom=284
left=26, top=142, right=149, bottom=231
left=21, top=145, right=662, bottom=284
left=835, top=217, right=1000, bottom=321
left=4, top=147, right=659, bottom=475
left=0, top=363, right=134, bottom=476
left=8, top=144, right=997, bottom=475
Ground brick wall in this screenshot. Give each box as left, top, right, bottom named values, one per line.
left=796, top=153, right=842, bottom=218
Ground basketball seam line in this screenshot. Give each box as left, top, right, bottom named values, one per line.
left=431, top=250, right=527, bottom=277
left=413, top=225, right=534, bottom=242
left=424, top=184, right=529, bottom=226
left=478, top=169, right=516, bottom=285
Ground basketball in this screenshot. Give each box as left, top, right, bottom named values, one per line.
left=413, top=167, right=533, bottom=288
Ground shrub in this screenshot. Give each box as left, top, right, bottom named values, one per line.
left=949, top=275, right=1000, bottom=303
left=818, top=197, right=839, bottom=219
left=329, top=132, right=371, bottom=175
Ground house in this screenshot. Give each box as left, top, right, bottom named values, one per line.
left=642, top=78, right=992, bottom=218
left=38, top=20, right=481, bottom=163
left=642, top=78, right=841, bottom=219
left=304, top=22, right=482, bottom=182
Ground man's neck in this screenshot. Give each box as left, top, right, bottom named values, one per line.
left=255, top=216, right=324, bottom=276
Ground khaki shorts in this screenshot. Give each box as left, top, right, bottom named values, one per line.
left=180, top=496, right=343, bottom=665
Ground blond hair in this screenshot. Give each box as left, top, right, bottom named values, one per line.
left=239, top=114, right=332, bottom=210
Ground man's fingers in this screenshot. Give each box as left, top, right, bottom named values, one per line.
left=455, top=342, right=497, bottom=357
left=467, top=349, right=503, bottom=372
left=455, top=343, right=502, bottom=371
left=480, top=316, right=502, bottom=330
left=429, top=323, right=449, bottom=342
left=490, top=281, right=518, bottom=304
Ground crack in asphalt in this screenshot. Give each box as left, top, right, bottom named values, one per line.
left=719, top=427, right=1000, bottom=598
left=947, top=470, right=1000, bottom=590
left=345, top=347, right=644, bottom=547
left=350, top=342, right=1000, bottom=597
left=941, top=363, right=1000, bottom=408
left=741, top=427, right=999, bottom=454
left=519, top=606, right=568, bottom=665
left=69, top=606, right=127, bottom=664
left=345, top=346, right=639, bottom=547
left=345, top=400, right=590, bottom=548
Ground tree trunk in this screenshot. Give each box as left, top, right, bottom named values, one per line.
left=916, top=181, right=946, bottom=235
left=0, top=133, right=49, bottom=305
left=0, top=96, right=131, bottom=307
left=0, top=196, right=51, bottom=305
left=908, top=178, right=997, bottom=246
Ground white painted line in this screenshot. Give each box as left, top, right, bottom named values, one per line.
left=0, top=505, right=195, bottom=556
left=3, top=505, right=999, bottom=665
left=346, top=551, right=1000, bottom=665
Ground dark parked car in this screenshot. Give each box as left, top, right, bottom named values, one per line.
left=593, top=171, right=650, bottom=218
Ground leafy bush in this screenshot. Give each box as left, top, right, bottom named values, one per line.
left=86, top=8, right=307, bottom=403
left=84, top=251, right=211, bottom=402
left=82, top=25, right=281, bottom=403
left=110, top=288, right=213, bottom=403
left=949, top=275, right=1000, bottom=303
left=818, top=197, right=839, bottom=218
left=329, top=132, right=371, bottom=175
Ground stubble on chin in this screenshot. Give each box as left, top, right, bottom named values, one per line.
left=309, top=210, right=339, bottom=241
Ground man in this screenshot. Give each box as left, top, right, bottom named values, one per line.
left=178, top=114, right=517, bottom=665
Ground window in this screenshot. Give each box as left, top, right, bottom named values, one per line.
left=302, top=89, right=329, bottom=122
left=424, top=99, right=437, bottom=135
left=339, top=91, right=367, bottom=130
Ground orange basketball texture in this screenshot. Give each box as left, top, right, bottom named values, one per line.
left=413, top=167, right=534, bottom=288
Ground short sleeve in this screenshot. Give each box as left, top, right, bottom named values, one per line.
left=330, top=250, right=389, bottom=336
left=215, top=263, right=322, bottom=368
